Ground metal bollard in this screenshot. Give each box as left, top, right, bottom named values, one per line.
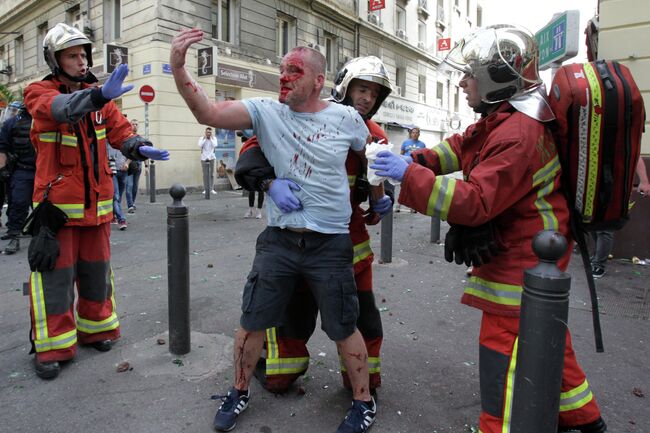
left=380, top=181, right=394, bottom=263
left=149, top=160, right=156, bottom=203
left=167, top=184, right=190, bottom=355
left=430, top=216, right=440, bottom=243
left=511, top=230, right=570, bottom=433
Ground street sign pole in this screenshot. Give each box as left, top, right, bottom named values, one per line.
left=138, top=85, right=156, bottom=203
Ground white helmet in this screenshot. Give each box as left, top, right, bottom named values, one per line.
left=443, top=24, right=542, bottom=104
left=43, top=23, right=93, bottom=80
left=331, top=56, right=392, bottom=119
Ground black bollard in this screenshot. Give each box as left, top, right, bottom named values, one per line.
left=167, top=184, right=190, bottom=355
left=430, top=216, right=440, bottom=243
left=380, top=181, right=394, bottom=263
left=149, top=160, right=156, bottom=203
left=511, top=230, right=570, bottom=433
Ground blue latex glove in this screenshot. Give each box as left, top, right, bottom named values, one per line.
left=101, top=64, right=134, bottom=100
left=370, top=150, right=410, bottom=182
left=139, top=145, right=170, bottom=161
left=402, top=155, right=413, bottom=164
left=370, top=195, right=392, bottom=218
left=268, top=178, right=302, bottom=213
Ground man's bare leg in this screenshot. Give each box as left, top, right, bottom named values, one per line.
left=336, top=329, right=371, bottom=401
left=234, top=328, right=265, bottom=390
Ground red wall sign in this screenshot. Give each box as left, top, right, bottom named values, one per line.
left=437, top=38, right=452, bottom=51
left=369, top=0, right=385, bottom=11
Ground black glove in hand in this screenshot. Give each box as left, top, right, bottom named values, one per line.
left=28, top=227, right=60, bottom=272
left=459, top=221, right=502, bottom=267
left=444, top=224, right=465, bottom=264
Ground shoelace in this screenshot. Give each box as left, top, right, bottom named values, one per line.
left=345, top=401, right=374, bottom=431
left=210, top=393, right=236, bottom=411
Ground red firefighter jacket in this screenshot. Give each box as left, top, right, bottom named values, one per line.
left=400, top=103, right=571, bottom=316
left=237, top=119, right=388, bottom=275
left=25, top=77, right=135, bottom=227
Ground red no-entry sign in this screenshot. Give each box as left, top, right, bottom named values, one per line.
left=139, top=85, right=155, bottom=103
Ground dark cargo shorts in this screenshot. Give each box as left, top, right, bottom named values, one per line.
left=240, top=226, right=359, bottom=341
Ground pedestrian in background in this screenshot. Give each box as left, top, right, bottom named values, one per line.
left=126, top=118, right=141, bottom=213
left=108, top=143, right=128, bottom=230
left=198, top=126, right=218, bottom=195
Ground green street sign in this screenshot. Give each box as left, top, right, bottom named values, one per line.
left=535, top=10, right=580, bottom=70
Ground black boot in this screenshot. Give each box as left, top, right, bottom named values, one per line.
left=4, top=237, right=19, bottom=254
left=1, top=229, right=19, bottom=240
left=88, top=339, right=113, bottom=352
left=559, top=416, right=607, bottom=433
left=33, top=358, right=61, bottom=380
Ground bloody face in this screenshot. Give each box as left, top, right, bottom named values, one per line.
left=347, top=80, right=381, bottom=117
left=279, top=51, right=310, bottom=105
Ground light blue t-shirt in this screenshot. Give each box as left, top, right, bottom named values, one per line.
left=243, top=98, right=368, bottom=234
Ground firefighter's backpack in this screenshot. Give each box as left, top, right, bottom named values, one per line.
left=548, top=60, right=645, bottom=231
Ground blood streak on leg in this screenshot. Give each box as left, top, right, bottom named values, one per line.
left=237, top=332, right=251, bottom=385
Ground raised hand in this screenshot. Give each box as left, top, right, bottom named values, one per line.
left=170, top=28, right=205, bottom=70
left=101, top=64, right=134, bottom=100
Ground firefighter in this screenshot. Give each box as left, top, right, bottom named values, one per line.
left=0, top=101, right=36, bottom=254
left=23, top=23, right=169, bottom=380
left=371, top=25, right=606, bottom=433
left=235, top=56, right=393, bottom=395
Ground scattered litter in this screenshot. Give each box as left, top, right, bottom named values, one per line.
left=379, top=307, right=389, bottom=312
left=148, top=275, right=162, bottom=280
left=155, top=321, right=161, bottom=324
left=322, top=385, right=329, bottom=389
left=116, top=361, right=131, bottom=372
left=207, top=264, right=214, bottom=268
left=318, top=352, right=326, bottom=357
left=463, top=361, right=477, bottom=366
left=140, top=312, right=147, bottom=315
left=9, top=372, right=21, bottom=378
left=290, top=412, right=296, bottom=417
left=632, top=387, right=644, bottom=398
left=172, top=358, right=184, bottom=367
left=157, top=338, right=166, bottom=345
left=397, top=410, right=402, bottom=416
left=381, top=298, right=387, bottom=303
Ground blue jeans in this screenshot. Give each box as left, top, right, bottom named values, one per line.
left=113, top=171, right=128, bottom=223
left=126, top=162, right=141, bottom=208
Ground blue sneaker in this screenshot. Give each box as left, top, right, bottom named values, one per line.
left=336, top=397, right=377, bottom=433
left=212, top=387, right=250, bottom=432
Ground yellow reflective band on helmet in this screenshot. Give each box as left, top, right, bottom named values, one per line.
left=97, top=199, right=113, bottom=217
left=353, top=240, right=372, bottom=265
left=30, top=272, right=48, bottom=342
left=265, top=356, right=310, bottom=375
left=583, top=63, right=602, bottom=222
left=501, top=337, right=518, bottom=433
left=76, top=311, right=120, bottom=334
left=433, top=140, right=460, bottom=174
left=348, top=175, right=356, bottom=188
left=559, top=380, right=594, bottom=412
left=426, top=175, right=456, bottom=219
left=464, top=276, right=522, bottom=306
left=34, top=329, right=77, bottom=353
left=95, top=128, right=106, bottom=140
left=340, top=356, right=381, bottom=374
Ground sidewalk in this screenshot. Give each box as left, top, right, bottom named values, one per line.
left=0, top=190, right=648, bottom=433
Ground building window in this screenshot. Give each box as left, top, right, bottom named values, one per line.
left=477, top=5, right=482, bottom=26
left=212, top=0, right=232, bottom=42
left=277, top=14, right=296, bottom=57
left=323, top=34, right=337, bottom=73
left=395, top=67, right=406, bottom=97
left=454, top=86, right=460, bottom=112
left=437, top=0, right=445, bottom=21
left=368, top=9, right=382, bottom=27
left=466, top=0, right=471, bottom=16
left=66, top=5, right=81, bottom=25
left=104, top=0, right=121, bottom=41
left=418, top=21, right=426, bottom=47
left=396, top=5, right=406, bottom=33
left=436, top=81, right=444, bottom=107
left=37, top=23, right=48, bottom=68
left=15, top=36, right=24, bottom=75
left=418, top=75, right=427, bottom=103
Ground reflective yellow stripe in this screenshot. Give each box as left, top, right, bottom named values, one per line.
left=348, top=175, right=356, bottom=188
left=38, top=132, right=58, bottom=143
left=76, top=311, right=120, bottom=334
left=30, top=272, right=48, bottom=342
left=96, top=128, right=106, bottom=140
left=54, top=203, right=84, bottom=219
left=464, top=276, right=522, bottom=307
left=353, top=239, right=372, bottom=265
left=426, top=175, right=456, bottom=219
left=60, top=134, right=77, bottom=147
left=583, top=63, right=602, bottom=222
left=340, top=356, right=381, bottom=374
left=534, top=182, right=560, bottom=231
left=97, top=199, right=113, bottom=217
left=433, top=140, right=460, bottom=174
left=266, top=356, right=310, bottom=375
left=532, top=155, right=561, bottom=187
left=34, top=329, right=77, bottom=352
left=266, top=327, right=278, bottom=360
left=559, top=380, right=594, bottom=412
left=501, top=337, right=518, bottom=433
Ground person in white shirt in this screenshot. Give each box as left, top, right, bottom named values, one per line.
left=198, top=127, right=218, bottom=194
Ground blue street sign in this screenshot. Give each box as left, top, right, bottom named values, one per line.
left=535, top=10, right=580, bottom=70
left=143, top=64, right=151, bottom=75
left=162, top=63, right=172, bottom=74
